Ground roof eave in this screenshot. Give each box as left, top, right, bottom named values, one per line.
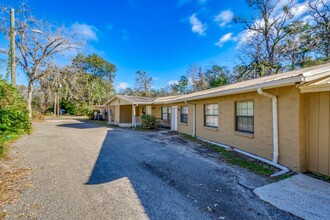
left=157, top=75, right=303, bottom=104
left=104, top=96, right=119, bottom=105
left=303, top=69, right=330, bottom=82
left=299, top=84, right=330, bottom=93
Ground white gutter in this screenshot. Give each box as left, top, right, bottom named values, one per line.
left=197, top=137, right=289, bottom=177
left=257, top=88, right=279, bottom=164
left=185, top=100, right=196, bottom=137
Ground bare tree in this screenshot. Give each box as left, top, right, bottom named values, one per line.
left=237, top=0, right=295, bottom=78
left=280, top=21, right=315, bottom=70
left=187, top=64, right=208, bottom=92
left=135, top=70, right=153, bottom=96
left=0, top=3, right=79, bottom=117
left=309, top=0, right=330, bottom=59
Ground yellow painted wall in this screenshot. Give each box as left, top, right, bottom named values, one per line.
left=177, top=105, right=193, bottom=135
left=168, top=86, right=303, bottom=171
left=306, top=92, right=330, bottom=176
left=114, top=105, right=120, bottom=123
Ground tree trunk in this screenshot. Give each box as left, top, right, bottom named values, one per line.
left=27, top=80, right=34, bottom=119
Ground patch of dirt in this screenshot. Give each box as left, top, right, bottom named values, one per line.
left=166, top=131, right=179, bottom=135
left=0, top=156, right=31, bottom=220
left=168, top=136, right=188, bottom=144
left=141, top=161, right=179, bottom=189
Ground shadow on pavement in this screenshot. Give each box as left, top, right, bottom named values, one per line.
left=82, top=121, right=296, bottom=220
left=86, top=130, right=121, bottom=184
left=85, top=129, right=153, bottom=219
left=56, top=121, right=103, bottom=129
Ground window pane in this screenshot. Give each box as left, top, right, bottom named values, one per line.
left=162, top=107, right=167, bottom=114
left=181, top=106, right=188, bottom=114
left=181, top=114, right=188, bottom=123
left=205, top=104, right=218, bottom=114
left=162, top=113, right=167, bottom=120
left=236, top=101, right=253, bottom=117
left=247, top=108, right=253, bottom=116
left=205, top=115, right=218, bottom=127
left=248, top=101, right=253, bottom=108
left=205, top=104, right=219, bottom=127
left=236, top=116, right=254, bottom=133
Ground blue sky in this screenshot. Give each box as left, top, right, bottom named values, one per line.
left=0, top=0, right=309, bottom=89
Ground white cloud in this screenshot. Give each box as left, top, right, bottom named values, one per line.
left=189, top=13, right=207, bottom=36
left=71, top=23, right=98, bottom=41
left=214, top=9, right=234, bottom=27
left=116, top=82, right=129, bottom=90
left=215, top=32, right=236, bottom=47
left=168, top=80, right=179, bottom=85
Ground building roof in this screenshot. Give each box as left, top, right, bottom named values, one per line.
left=154, top=63, right=330, bottom=103
left=299, top=75, right=330, bottom=93
left=105, top=95, right=156, bottom=105
left=106, top=63, right=330, bottom=105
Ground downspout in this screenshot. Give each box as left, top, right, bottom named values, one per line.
left=185, top=100, right=196, bottom=137
left=133, top=103, right=139, bottom=127
left=257, top=88, right=279, bottom=163
left=257, top=88, right=289, bottom=176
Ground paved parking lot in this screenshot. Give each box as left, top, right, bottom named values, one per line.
left=4, top=120, right=297, bottom=219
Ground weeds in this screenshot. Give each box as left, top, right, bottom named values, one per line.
left=180, top=133, right=275, bottom=177
left=305, top=172, right=330, bottom=183
left=0, top=134, right=21, bottom=159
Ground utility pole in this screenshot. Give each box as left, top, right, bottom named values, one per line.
left=10, top=8, right=16, bottom=86
left=54, top=92, right=57, bottom=117
left=57, top=93, right=60, bottom=116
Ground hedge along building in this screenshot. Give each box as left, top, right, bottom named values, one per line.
left=105, top=64, right=330, bottom=176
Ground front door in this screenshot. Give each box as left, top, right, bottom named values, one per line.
left=171, top=106, right=178, bottom=131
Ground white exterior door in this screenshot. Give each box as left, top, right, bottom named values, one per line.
left=171, top=106, right=178, bottom=131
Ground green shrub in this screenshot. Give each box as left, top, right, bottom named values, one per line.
left=60, top=100, right=77, bottom=115
left=0, top=79, right=31, bottom=158
left=0, top=79, right=31, bottom=135
left=77, top=103, right=93, bottom=116
left=141, top=114, right=157, bottom=129
left=32, top=110, right=45, bottom=120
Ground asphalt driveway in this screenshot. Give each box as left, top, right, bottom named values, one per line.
left=4, top=120, right=297, bottom=219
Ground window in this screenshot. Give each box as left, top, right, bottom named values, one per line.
left=204, top=104, right=218, bottom=128
left=146, top=106, right=152, bottom=115
left=181, top=106, right=188, bottom=123
left=161, top=107, right=171, bottom=121
left=236, top=101, right=254, bottom=133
